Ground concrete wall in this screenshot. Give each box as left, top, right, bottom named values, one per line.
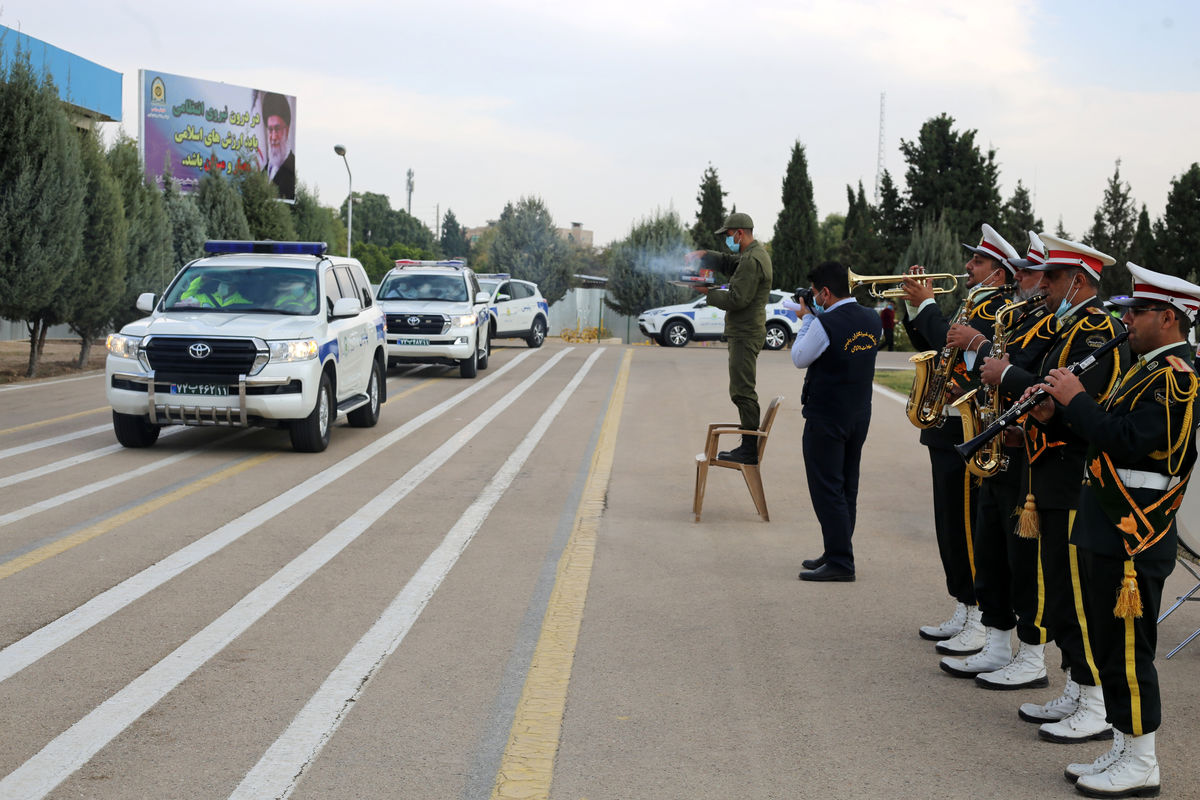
left=547, top=287, right=643, bottom=344
left=1, top=319, right=79, bottom=341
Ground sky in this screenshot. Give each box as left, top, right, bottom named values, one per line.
left=2, top=0, right=1198, bottom=250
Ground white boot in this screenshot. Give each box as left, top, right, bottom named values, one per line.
left=1075, top=732, right=1159, bottom=798
left=935, top=605, right=985, bottom=655
left=940, top=626, right=1012, bottom=676
left=1019, top=672, right=1080, bottom=723
left=1039, top=684, right=1112, bottom=743
left=975, top=642, right=1050, bottom=690
left=919, top=601, right=967, bottom=641
left=1065, top=729, right=1125, bottom=783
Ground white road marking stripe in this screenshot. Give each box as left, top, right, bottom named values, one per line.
left=0, top=350, right=536, bottom=684
left=0, top=429, right=251, bottom=529
left=874, top=383, right=909, bottom=404
left=0, top=373, right=102, bottom=393
left=230, top=349, right=603, bottom=800
left=0, top=425, right=112, bottom=461
left=0, top=428, right=186, bottom=489
left=0, top=348, right=570, bottom=800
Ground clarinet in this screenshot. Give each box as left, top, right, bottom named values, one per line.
left=955, top=330, right=1129, bottom=462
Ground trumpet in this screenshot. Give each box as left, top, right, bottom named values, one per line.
left=848, top=268, right=967, bottom=299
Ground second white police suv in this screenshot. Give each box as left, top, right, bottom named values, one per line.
left=637, top=290, right=802, bottom=350
left=105, top=240, right=386, bottom=453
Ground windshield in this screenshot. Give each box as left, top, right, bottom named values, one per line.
left=163, top=266, right=318, bottom=315
left=377, top=273, right=468, bottom=302
left=478, top=279, right=501, bottom=297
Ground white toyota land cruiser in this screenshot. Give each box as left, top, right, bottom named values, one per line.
left=105, top=240, right=387, bottom=453
left=376, top=259, right=491, bottom=378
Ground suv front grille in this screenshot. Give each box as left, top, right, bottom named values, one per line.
left=144, top=337, right=260, bottom=382
left=387, top=314, right=447, bottom=335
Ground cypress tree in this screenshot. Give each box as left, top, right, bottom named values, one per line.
left=875, top=169, right=909, bottom=271
left=999, top=180, right=1043, bottom=249
left=239, top=169, right=297, bottom=241
left=197, top=168, right=251, bottom=240
left=1155, top=162, right=1200, bottom=283
left=606, top=209, right=691, bottom=317
left=64, top=128, right=128, bottom=367
left=163, top=178, right=208, bottom=273
left=489, top=197, right=571, bottom=304
left=107, top=135, right=172, bottom=312
left=440, top=209, right=470, bottom=258
left=899, top=212, right=963, bottom=316
left=1128, top=204, right=1156, bottom=273
left=1082, top=160, right=1136, bottom=299
left=691, top=164, right=727, bottom=254
left=0, top=46, right=86, bottom=377
left=290, top=184, right=346, bottom=254
left=771, top=140, right=820, bottom=291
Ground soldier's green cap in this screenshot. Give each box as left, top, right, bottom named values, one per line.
left=715, top=212, right=754, bottom=234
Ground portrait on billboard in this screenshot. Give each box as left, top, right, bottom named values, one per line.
left=255, top=91, right=296, bottom=200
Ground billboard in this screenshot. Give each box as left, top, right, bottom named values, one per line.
left=139, top=69, right=296, bottom=201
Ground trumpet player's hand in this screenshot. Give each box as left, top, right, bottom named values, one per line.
left=980, top=354, right=1009, bottom=386
left=1039, top=368, right=1085, bottom=406
left=900, top=266, right=935, bottom=306
left=947, top=323, right=984, bottom=351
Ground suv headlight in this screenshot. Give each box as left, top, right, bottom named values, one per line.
left=106, top=333, right=142, bottom=359
left=268, top=339, right=319, bottom=362
left=451, top=313, right=477, bottom=327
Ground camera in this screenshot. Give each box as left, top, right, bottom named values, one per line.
left=794, top=286, right=814, bottom=308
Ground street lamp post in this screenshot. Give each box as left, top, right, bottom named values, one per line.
left=334, top=144, right=352, bottom=258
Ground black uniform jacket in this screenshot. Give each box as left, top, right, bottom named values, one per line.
left=1062, top=341, right=1199, bottom=559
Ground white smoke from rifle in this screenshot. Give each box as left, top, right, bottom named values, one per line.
left=622, top=243, right=695, bottom=277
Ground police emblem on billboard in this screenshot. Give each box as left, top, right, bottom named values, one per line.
left=151, top=77, right=166, bottom=103
left=188, top=342, right=212, bottom=359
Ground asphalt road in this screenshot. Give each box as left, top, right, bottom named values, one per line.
left=0, top=340, right=1197, bottom=800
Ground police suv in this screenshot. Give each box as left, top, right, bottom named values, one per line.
left=376, top=259, right=491, bottom=377
left=475, top=273, right=550, bottom=348
left=105, top=241, right=387, bottom=453
left=637, top=290, right=802, bottom=350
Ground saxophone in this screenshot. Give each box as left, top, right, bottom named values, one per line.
left=952, top=292, right=1046, bottom=477
left=906, top=285, right=995, bottom=429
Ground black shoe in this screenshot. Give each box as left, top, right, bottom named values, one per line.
left=717, top=443, right=758, bottom=464
left=799, top=563, right=855, bottom=582
left=801, top=554, right=827, bottom=570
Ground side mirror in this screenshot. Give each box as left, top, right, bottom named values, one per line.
left=475, top=292, right=492, bottom=304
left=331, top=297, right=362, bottom=318
left=136, top=292, right=156, bottom=313
left=495, top=293, right=510, bottom=302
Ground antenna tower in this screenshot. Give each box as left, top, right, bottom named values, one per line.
left=406, top=168, right=415, bottom=214
left=874, top=92, right=886, bottom=204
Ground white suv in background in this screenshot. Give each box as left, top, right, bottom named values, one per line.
left=476, top=273, right=550, bottom=348
left=376, top=259, right=491, bottom=378
left=105, top=240, right=386, bottom=453
left=637, top=290, right=801, bottom=349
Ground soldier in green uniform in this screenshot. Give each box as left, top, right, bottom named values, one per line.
left=687, top=212, right=773, bottom=464
left=1035, top=263, right=1199, bottom=798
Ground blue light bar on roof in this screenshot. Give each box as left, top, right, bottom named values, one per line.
left=204, top=240, right=329, bottom=256
left=394, top=258, right=467, bottom=267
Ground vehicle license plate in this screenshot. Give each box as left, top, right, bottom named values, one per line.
left=171, top=383, right=229, bottom=396
left=397, top=337, right=429, bottom=346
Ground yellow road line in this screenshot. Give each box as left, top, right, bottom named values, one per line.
left=0, top=407, right=108, bottom=436
left=491, top=348, right=632, bottom=800
left=0, top=453, right=276, bottom=581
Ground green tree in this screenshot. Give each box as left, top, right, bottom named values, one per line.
left=291, top=184, right=346, bottom=254
left=440, top=209, right=470, bottom=258
left=347, top=192, right=399, bottom=246
left=900, top=114, right=1002, bottom=245
left=1155, top=162, right=1200, bottom=284
left=840, top=181, right=888, bottom=278
left=1128, top=204, right=1157, bottom=274
left=107, top=135, right=172, bottom=314
left=816, top=213, right=845, bottom=262
left=490, top=196, right=571, bottom=303
left=163, top=179, right=208, bottom=273
left=999, top=180, right=1043, bottom=251
left=239, top=170, right=297, bottom=241
left=1082, top=160, right=1137, bottom=299
left=469, top=225, right=498, bottom=271
left=197, top=169, right=251, bottom=240
left=0, top=46, right=86, bottom=377
left=875, top=169, right=909, bottom=270
left=606, top=209, right=692, bottom=317
left=771, top=141, right=820, bottom=292
left=1054, top=217, right=1072, bottom=240
left=691, top=164, right=728, bottom=254
left=63, top=128, right=128, bottom=366
left=899, top=211, right=963, bottom=316
left=393, top=207, right=436, bottom=252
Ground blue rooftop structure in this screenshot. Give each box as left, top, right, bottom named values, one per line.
left=0, top=25, right=122, bottom=122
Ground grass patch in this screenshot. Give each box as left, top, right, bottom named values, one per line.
left=874, top=369, right=916, bottom=394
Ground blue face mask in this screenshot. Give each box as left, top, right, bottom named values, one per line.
left=1054, top=282, right=1078, bottom=320
left=725, top=234, right=740, bottom=253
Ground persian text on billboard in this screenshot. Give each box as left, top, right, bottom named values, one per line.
left=141, top=70, right=296, bottom=201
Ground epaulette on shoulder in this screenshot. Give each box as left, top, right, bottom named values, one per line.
left=1166, top=355, right=1195, bottom=373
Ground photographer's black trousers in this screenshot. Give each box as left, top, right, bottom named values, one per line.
left=802, top=411, right=871, bottom=573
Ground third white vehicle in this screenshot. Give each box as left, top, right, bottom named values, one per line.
left=637, top=291, right=801, bottom=350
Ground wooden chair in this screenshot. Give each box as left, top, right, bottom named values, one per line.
left=693, top=396, right=783, bottom=522
left=1159, top=508, right=1200, bottom=659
